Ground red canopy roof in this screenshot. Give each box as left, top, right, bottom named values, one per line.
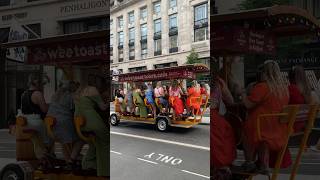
left=118, top=64, right=209, bottom=82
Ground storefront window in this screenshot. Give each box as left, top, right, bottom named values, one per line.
left=64, top=17, right=108, bottom=34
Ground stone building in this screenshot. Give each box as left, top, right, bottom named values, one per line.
left=110, top=0, right=210, bottom=73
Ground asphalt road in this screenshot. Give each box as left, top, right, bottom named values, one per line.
left=110, top=122, right=210, bottom=180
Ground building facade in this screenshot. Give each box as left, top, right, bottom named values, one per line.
left=0, top=0, right=109, bottom=128
left=110, top=0, right=210, bottom=75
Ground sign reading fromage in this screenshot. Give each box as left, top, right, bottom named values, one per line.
left=60, top=0, right=108, bottom=14
left=27, top=38, right=108, bottom=64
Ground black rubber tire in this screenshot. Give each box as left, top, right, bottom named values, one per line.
left=110, top=114, right=119, bottom=126
left=156, top=118, right=169, bottom=132
left=0, top=164, right=24, bottom=180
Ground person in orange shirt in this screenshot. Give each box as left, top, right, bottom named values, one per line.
left=241, top=60, right=289, bottom=174
left=186, top=80, right=202, bottom=116
left=169, top=80, right=184, bottom=119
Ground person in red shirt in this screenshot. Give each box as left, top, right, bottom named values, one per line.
left=211, top=73, right=236, bottom=179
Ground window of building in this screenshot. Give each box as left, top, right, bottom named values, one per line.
left=140, top=6, right=147, bottom=20
left=141, top=41, right=148, bottom=59
left=154, top=39, right=162, bottom=56
left=169, top=14, right=177, bottom=30
left=118, top=16, right=124, bottom=28
left=129, top=46, right=135, bottom=60
left=169, top=35, right=178, bottom=53
left=169, top=0, right=177, bottom=9
left=63, top=17, right=107, bottom=34
left=118, top=31, right=124, bottom=47
left=118, top=48, right=124, bottom=62
left=0, top=0, right=10, bottom=6
left=110, top=34, right=113, bottom=47
left=140, top=23, right=147, bottom=40
left=153, top=1, right=161, bottom=15
left=129, top=28, right=135, bottom=44
left=110, top=49, right=113, bottom=63
left=129, top=66, right=147, bottom=72
left=194, top=3, right=208, bottom=42
left=154, top=19, right=161, bottom=33
left=0, top=28, right=10, bottom=43
left=154, top=62, right=178, bottom=69
left=169, top=14, right=178, bottom=53
left=194, top=26, right=208, bottom=42
left=128, top=11, right=135, bottom=24
left=110, top=19, right=113, bottom=28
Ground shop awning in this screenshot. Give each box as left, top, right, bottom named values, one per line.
left=0, top=30, right=109, bottom=65
left=118, top=64, right=209, bottom=82
left=211, top=5, right=320, bottom=55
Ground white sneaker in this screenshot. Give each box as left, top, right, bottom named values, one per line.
left=310, top=146, right=320, bottom=152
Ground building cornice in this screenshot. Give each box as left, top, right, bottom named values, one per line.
left=110, top=0, right=141, bottom=14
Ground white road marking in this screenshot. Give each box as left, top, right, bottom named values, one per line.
left=111, top=131, right=210, bottom=151
left=137, top=158, right=158, bottom=165
left=181, top=170, right=210, bottom=179
left=111, top=150, right=122, bottom=155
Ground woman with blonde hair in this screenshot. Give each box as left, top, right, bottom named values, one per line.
left=241, top=60, right=289, bottom=174
left=288, top=65, right=312, bottom=104
left=74, top=85, right=108, bottom=177
left=288, top=66, right=314, bottom=133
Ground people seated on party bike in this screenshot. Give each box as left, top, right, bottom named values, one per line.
left=115, top=80, right=208, bottom=119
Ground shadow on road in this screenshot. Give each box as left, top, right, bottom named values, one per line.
left=111, top=122, right=203, bottom=135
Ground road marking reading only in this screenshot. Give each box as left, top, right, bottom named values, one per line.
left=110, top=131, right=210, bottom=151
left=144, top=152, right=183, bottom=166
left=181, top=170, right=210, bottom=179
